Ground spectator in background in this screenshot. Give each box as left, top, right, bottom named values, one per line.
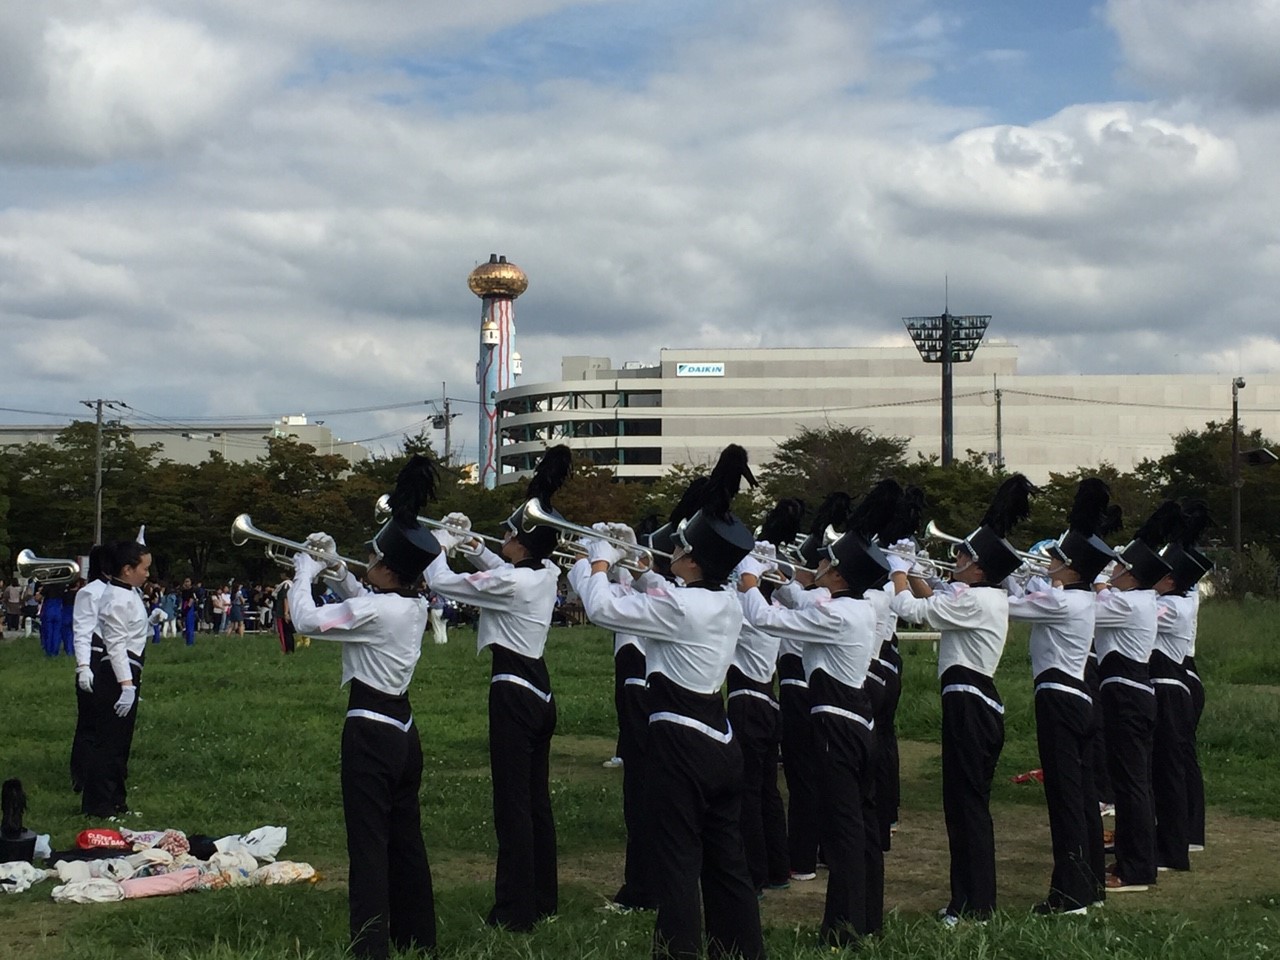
left=228, top=582, right=245, bottom=637
left=160, top=585, right=179, bottom=638
left=4, top=577, right=22, bottom=633
left=258, top=585, right=275, bottom=631
left=181, top=578, right=198, bottom=645
left=212, top=584, right=229, bottom=634
left=428, top=592, right=448, bottom=645
left=275, top=579, right=296, bottom=654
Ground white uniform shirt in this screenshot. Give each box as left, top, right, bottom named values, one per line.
left=732, top=594, right=782, bottom=684
left=771, top=582, right=829, bottom=658
left=611, top=568, right=661, bottom=657
left=1007, top=584, right=1096, bottom=680
left=97, top=583, right=148, bottom=683
left=289, top=577, right=430, bottom=696
left=1186, top=589, right=1201, bottom=657
left=569, top=559, right=741, bottom=695
left=427, top=552, right=559, bottom=658
left=1093, top=587, right=1159, bottom=663
left=739, top=586, right=876, bottom=689
left=73, top=578, right=109, bottom=668
left=866, top=584, right=895, bottom=647
left=891, top=582, right=1009, bottom=679
left=1155, top=592, right=1197, bottom=663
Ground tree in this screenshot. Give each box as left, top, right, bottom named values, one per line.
left=758, top=425, right=911, bottom=514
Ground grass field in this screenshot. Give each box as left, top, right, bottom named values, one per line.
left=1, top=599, right=1278, bottom=959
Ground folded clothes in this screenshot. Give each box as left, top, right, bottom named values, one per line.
left=121, top=867, right=201, bottom=899
left=0, top=861, right=54, bottom=894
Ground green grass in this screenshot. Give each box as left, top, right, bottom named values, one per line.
left=2, top=602, right=1279, bottom=959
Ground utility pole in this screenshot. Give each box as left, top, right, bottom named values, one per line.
left=80, top=398, right=125, bottom=545
left=442, top=382, right=452, bottom=466
left=1232, top=377, right=1245, bottom=555
left=994, top=375, right=1004, bottom=470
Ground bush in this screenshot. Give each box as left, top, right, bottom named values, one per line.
left=1214, top=543, right=1280, bottom=600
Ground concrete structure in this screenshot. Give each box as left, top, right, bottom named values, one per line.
left=0, top=414, right=369, bottom=467
left=494, top=346, right=1280, bottom=484
left=470, top=254, right=527, bottom=489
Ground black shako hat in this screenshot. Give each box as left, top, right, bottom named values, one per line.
left=672, top=445, right=757, bottom=583
left=371, top=455, right=442, bottom=581
left=1049, top=477, right=1121, bottom=582
left=647, top=476, right=709, bottom=560
left=795, top=492, right=851, bottom=569
left=961, top=474, right=1038, bottom=584
left=823, top=479, right=901, bottom=593
left=504, top=445, right=572, bottom=560
left=1117, top=501, right=1179, bottom=588
left=1160, top=499, right=1214, bottom=593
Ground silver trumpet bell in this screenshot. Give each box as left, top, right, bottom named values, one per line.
left=230, top=514, right=366, bottom=581
left=16, top=548, right=81, bottom=585
left=518, top=497, right=666, bottom=573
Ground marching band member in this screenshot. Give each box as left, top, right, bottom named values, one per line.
left=289, top=456, right=441, bottom=960
left=70, top=544, right=111, bottom=796
left=427, top=445, right=571, bottom=932
left=80, top=533, right=153, bottom=818
left=889, top=474, right=1036, bottom=924
left=731, top=499, right=805, bottom=895
left=606, top=504, right=703, bottom=913
left=740, top=487, right=896, bottom=948
left=776, top=491, right=850, bottom=882
left=570, top=445, right=763, bottom=960
left=869, top=485, right=926, bottom=850
left=1093, top=501, right=1180, bottom=892
left=1007, top=478, right=1117, bottom=914
left=1151, top=501, right=1214, bottom=872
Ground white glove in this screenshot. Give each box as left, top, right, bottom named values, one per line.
left=305, top=532, right=338, bottom=557
left=753, top=540, right=777, bottom=560
left=734, top=554, right=768, bottom=580
left=443, top=512, right=471, bottom=533
left=607, top=523, right=638, bottom=546
left=585, top=538, right=625, bottom=567
left=293, top=551, right=324, bottom=582
left=76, top=664, right=94, bottom=693
left=432, top=528, right=461, bottom=554
left=114, top=685, right=137, bottom=718
left=887, top=553, right=914, bottom=575
left=892, top=537, right=917, bottom=553
left=590, top=522, right=611, bottom=535
left=148, top=608, right=166, bottom=626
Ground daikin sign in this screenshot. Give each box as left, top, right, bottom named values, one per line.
left=675, top=362, right=725, bottom=377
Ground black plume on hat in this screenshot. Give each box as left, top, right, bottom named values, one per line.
left=388, top=455, right=438, bottom=525
left=1100, top=504, right=1124, bottom=536
left=1175, top=499, right=1214, bottom=548
left=1, top=779, right=26, bottom=837
left=879, top=485, right=925, bottom=544
left=702, top=443, right=756, bottom=518
left=759, top=498, right=806, bottom=547
left=809, top=492, right=851, bottom=537
left=1068, top=478, right=1110, bottom=534
left=1133, top=501, right=1181, bottom=548
left=981, top=474, right=1038, bottom=537
left=634, top=513, right=662, bottom=541
left=847, top=479, right=903, bottom=539
left=669, top=476, right=709, bottom=526
left=528, top=444, right=572, bottom=506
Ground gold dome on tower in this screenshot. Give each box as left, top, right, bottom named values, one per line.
left=468, top=254, right=528, bottom=299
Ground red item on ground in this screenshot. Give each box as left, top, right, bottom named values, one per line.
left=1009, top=768, right=1045, bottom=784
left=76, top=828, right=130, bottom=850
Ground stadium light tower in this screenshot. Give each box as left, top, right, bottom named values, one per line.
left=903, top=306, right=991, bottom=467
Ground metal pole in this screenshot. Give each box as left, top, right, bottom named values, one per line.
left=93, top=400, right=104, bottom=545
left=1232, top=378, right=1242, bottom=555
left=994, top=376, right=1004, bottom=470
left=941, top=312, right=954, bottom=466
left=442, top=381, right=451, bottom=465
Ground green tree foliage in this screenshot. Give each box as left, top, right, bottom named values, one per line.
left=758, top=425, right=911, bottom=512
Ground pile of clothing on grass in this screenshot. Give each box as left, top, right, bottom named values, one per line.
left=0, top=779, right=317, bottom=902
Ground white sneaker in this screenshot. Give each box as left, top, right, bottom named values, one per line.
left=1188, top=843, right=1205, bottom=853
left=602, top=757, right=623, bottom=768
left=790, top=871, right=817, bottom=881
left=1099, top=803, right=1115, bottom=817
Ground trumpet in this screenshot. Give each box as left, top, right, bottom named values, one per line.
left=372, top=496, right=581, bottom=566
left=520, top=498, right=666, bottom=573
left=231, top=514, right=366, bottom=581
left=16, top=549, right=81, bottom=585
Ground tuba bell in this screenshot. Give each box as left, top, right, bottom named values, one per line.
left=16, top=549, right=81, bottom=585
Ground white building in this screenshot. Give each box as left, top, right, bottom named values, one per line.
left=0, top=415, right=370, bottom=467
left=494, top=346, right=1280, bottom=484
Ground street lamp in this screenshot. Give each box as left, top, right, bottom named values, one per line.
left=1231, top=376, right=1245, bottom=555
left=903, top=310, right=991, bottom=466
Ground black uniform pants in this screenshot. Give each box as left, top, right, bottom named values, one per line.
left=777, top=655, right=819, bottom=874
left=70, top=679, right=94, bottom=793
left=488, top=678, right=558, bottom=930
left=1100, top=672, right=1157, bottom=884
left=1183, top=656, right=1206, bottom=847
left=726, top=677, right=789, bottom=890
left=1152, top=654, right=1193, bottom=871
left=646, top=719, right=763, bottom=960
left=1034, top=671, right=1105, bottom=909
left=812, top=707, right=882, bottom=946
left=1084, top=654, right=1113, bottom=805
left=940, top=667, right=1004, bottom=918
left=80, top=654, right=140, bottom=817
left=341, top=716, right=436, bottom=959
left=868, top=641, right=903, bottom=851
left=614, top=644, right=656, bottom=908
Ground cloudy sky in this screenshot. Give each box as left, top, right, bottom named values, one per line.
left=3, top=0, right=1279, bottom=462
